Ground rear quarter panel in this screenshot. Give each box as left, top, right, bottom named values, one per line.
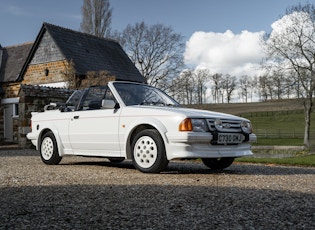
left=31, top=110, right=72, bottom=155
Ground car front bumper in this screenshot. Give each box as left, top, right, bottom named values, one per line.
left=165, top=132, right=256, bottom=160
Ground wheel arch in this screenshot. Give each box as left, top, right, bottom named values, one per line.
left=125, top=119, right=168, bottom=159
left=38, top=127, right=65, bottom=156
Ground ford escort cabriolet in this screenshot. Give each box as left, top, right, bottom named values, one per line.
left=27, top=81, right=256, bottom=173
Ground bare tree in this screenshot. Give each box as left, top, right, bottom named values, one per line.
left=239, top=75, right=252, bottom=103
left=292, top=72, right=304, bottom=98
left=169, top=69, right=195, bottom=104
left=249, top=76, right=258, bottom=101
left=62, top=60, right=80, bottom=89
left=256, top=75, right=272, bottom=101
left=211, top=73, right=223, bottom=103
left=195, top=69, right=211, bottom=104
left=221, top=74, right=237, bottom=103
left=263, top=3, right=315, bottom=147
left=62, top=60, right=116, bottom=89
left=80, top=0, right=112, bottom=38
left=270, top=67, right=286, bottom=99
left=80, top=70, right=115, bottom=88
left=117, top=21, right=184, bottom=88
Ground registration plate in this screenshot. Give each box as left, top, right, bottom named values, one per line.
left=217, top=133, right=243, bottom=144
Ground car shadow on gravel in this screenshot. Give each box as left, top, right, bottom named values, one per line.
left=1, top=183, right=314, bottom=229
left=61, top=159, right=315, bottom=176
left=0, top=148, right=38, bottom=157
left=1, top=148, right=314, bottom=175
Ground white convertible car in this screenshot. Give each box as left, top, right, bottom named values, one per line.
left=27, top=81, right=256, bottom=173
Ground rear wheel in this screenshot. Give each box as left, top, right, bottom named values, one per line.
left=40, top=131, right=62, bottom=165
left=202, top=157, right=235, bottom=170
left=131, top=129, right=169, bottom=173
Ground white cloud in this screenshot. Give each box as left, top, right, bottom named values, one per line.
left=184, top=30, right=266, bottom=76
left=270, top=11, right=311, bottom=37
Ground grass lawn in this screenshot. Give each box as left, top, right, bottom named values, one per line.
left=252, top=138, right=304, bottom=146
left=236, top=154, right=315, bottom=167
left=243, top=111, right=315, bottom=146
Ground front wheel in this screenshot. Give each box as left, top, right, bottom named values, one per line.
left=202, top=157, right=235, bottom=170
left=40, top=131, right=62, bottom=165
left=131, top=129, right=169, bottom=173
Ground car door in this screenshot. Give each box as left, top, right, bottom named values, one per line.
left=68, top=86, right=121, bottom=156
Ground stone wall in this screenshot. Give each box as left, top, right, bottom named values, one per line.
left=0, top=58, right=69, bottom=146
left=0, top=103, right=3, bottom=143
left=2, top=82, right=20, bottom=98
left=0, top=30, right=71, bottom=146
left=18, top=85, right=73, bottom=148
left=22, top=60, right=67, bottom=85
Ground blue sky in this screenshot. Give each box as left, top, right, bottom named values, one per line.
left=0, top=0, right=309, bottom=47
left=0, top=0, right=311, bottom=83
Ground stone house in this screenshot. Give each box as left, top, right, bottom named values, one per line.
left=0, top=22, right=145, bottom=147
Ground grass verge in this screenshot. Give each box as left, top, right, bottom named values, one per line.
left=235, top=154, right=315, bottom=167
left=252, top=138, right=304, bottom=146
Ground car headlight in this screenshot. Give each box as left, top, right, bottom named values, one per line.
left=241, top=120, right=252, bottom=134
left=179, top=118, right=209, bottom=132
left=214, top=118, right=223, bottom=131
left=191, top=119, right=209, bottom=132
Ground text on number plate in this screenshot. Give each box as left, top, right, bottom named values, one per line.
left=217, top=133, right=243, bottom=144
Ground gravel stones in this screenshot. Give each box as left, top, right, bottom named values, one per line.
left=0, top=148, right=314, bottom=229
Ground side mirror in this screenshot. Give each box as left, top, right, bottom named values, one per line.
left=101, top=99, right=117, bottom=109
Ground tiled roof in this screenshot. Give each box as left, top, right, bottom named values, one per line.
left=0, top=43, right=33, bottom=82
left=20, top=23, right=145, bottom=83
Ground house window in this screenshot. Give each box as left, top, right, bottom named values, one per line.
left=13, top=103, right=19, bottom=118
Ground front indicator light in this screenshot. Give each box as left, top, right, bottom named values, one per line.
left=179, top=118, right=193, bottom=131
left=179, top=118, right=209, bottom=132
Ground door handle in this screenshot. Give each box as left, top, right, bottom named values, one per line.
left=73, top=116, right=79, bottom=119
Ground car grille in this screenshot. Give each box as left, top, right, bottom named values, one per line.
left=206, top=118, right=242, bottom=133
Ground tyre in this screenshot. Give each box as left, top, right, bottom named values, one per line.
left=202, top=157, right=235, bottom=170
left=131, top=129, right=169, bottom=173
left=40, top=131, right=62, bottom=165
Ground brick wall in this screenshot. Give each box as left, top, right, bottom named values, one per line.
left=22, top=60, right=67, bottom=85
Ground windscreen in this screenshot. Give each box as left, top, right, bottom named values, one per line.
left=113, top=82, right=179, bottom=107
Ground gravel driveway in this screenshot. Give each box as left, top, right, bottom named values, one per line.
left=0, top=148, right=314, bottom=229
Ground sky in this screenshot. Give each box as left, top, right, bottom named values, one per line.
left=0, top=0, right=311, bottom=77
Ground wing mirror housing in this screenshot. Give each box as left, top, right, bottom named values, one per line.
left=101, top=99, right=119, bottom=109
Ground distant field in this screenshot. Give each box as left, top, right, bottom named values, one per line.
left=186, top=99, right=304, bottom=115
left=187, top=99, right=315, bottom=147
